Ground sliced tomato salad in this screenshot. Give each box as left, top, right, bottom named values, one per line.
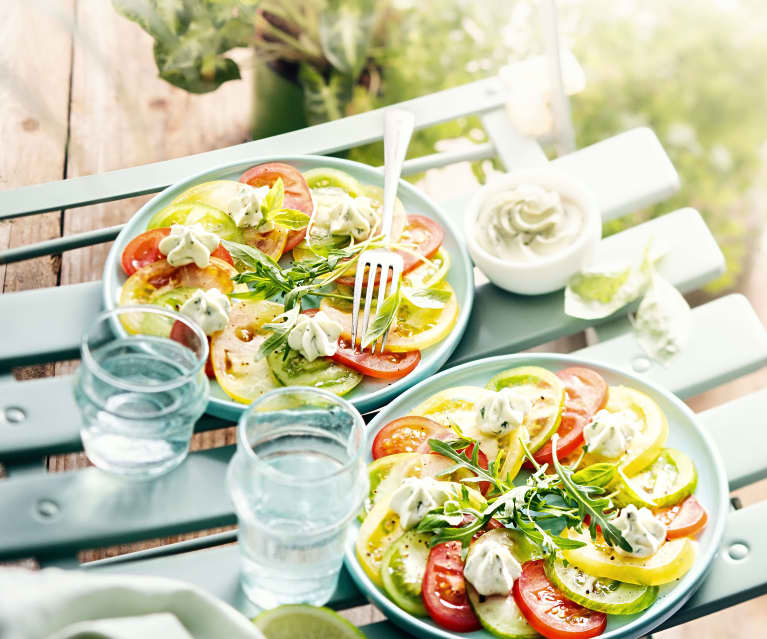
left=121, top=227, right=233, bottom=276
left=118, top=161, right=458, bottom=406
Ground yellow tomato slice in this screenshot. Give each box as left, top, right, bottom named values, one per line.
left=410, top=386, right=502, bottom=459
left=242, top=226, right=289, bottom=260
left=357, top=473, right=486, bottom=586
left=403, top=247, right=450, bottom=288
left=119, top=258, right=236, bottom=333
left=210, top=299, right=283, bottom=404
left=171, top=179, right=242, bottom=211
left=582, top=386, right=668, bottom=475
left=562, top=529, right=697, bottom=586
left=319, top=281, right=458, bottom=353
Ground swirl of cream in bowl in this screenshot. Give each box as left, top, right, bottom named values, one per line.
left=465, top=168, right=601, bottom=295
left=477, top=183, right=585, bottom=262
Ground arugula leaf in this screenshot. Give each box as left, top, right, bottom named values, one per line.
left=401, top=285, right=451, bottom=309
left=361, top=284, right=401, bottom=349
left=550, top=435, right=632, bottom=552
left=258, top=306, right=301, bottom=359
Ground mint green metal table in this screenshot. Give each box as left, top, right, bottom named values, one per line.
left=1, top=78, right=766, bottom=637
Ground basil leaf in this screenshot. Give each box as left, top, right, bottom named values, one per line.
left=361, top=284, right=401, bottom=349
left=261, top=178, right=285, bottom=215
left=318, top=0, right=377, bottom=77
left=572, top=463, right=617, bottom=489
left=401, top=285, right=451, bottom=309
left=271, top=209, right=311, bottom=230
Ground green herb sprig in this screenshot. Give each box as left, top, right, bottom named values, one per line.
left=420, top=434, right=630, bottom=556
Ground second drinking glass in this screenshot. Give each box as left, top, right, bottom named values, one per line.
left=228, top=387, right=368, bottom=609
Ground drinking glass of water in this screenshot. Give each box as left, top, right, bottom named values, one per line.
left=74, top=306, right=209, bottom=479
left=228, top=387, right=368, bottom=609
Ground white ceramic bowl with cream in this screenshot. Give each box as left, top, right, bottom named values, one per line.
left=465, top=167, right=601, bottom=295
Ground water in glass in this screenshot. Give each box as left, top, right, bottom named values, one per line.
left=228, top=389, right=367, bottom=608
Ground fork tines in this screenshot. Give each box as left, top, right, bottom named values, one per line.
left=350, top=250, right=403, bottom=355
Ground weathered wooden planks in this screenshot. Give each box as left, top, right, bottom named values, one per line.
left=0, top=0, right=75, bottom=381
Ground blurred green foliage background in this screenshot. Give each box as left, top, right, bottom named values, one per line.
left=116, top=0, right=767, bottom=293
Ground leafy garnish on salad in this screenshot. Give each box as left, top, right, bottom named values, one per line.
left=421, top=435, right=631, bottom=557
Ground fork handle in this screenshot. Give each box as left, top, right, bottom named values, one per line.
left=381, top=109, right=415, bottom=241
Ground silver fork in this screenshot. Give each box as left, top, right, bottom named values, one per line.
left=351, top=109, right=415, bottom=353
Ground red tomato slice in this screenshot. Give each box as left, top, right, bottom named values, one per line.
left=514, top=560, right=607, bottom=639
left=656, top=496, right=708, bottom=539
left=528, top=367, right=608, bottom=468
left=239, top=162, right=313, bottom=253
left=336, top=214, right=445, bottom=286
left=371, top=416, right=446, bottom=459
left=422, top=541, right=481, bottom=633
left=301, top=309, right=421, bottom=380
left=121, top=227, right=233, bottom=276
left=170, top=320, right=215, bottom=378
left=332, top=337, right=420, bottom=380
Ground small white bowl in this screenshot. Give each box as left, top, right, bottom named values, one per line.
left=465, top=167, right=601, bottom=295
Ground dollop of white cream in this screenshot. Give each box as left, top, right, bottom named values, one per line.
left=464, top=539, right=522, bottom=596
left=158, top=223, right=220, bottom=268
left=477, top=388, right=532, bottom=438
left=179, top=288, right=231, bottom=335
left=583, top=408, right=641, bottom=459
left=226, top=183, right=272, bottom=228
left=612, top=504, right=667, bottom=558
left=476, top=183, right=584, bottom=262
left=286, top=311, right=342, bottom=362
left=311, top=190, right=379, bottom=242
left=389, top=477, right=455, bottom=530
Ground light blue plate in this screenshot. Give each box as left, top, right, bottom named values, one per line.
left=102, top=155, right=474, bottom=420
left=344, top=353, right=728, bottom=639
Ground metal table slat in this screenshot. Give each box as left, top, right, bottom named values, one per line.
left=0, top=209, right=725, bottom=462
left=447, top=207, right=723, bottom=366
left=573, top=294, right=767, bottom=399
left=1, top=294, right=762, bottom=561
left=0, top=125, right=677, bottom=266
left=0, top=374, right=230, bottom=461
left=701, top=388, right=767, bottom=490
left=0, top=207, right=721, bottom=372
left=0, top=77, right=511, bottom=220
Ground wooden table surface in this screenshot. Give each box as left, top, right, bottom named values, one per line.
left=2, top=1, right=765, bottom=635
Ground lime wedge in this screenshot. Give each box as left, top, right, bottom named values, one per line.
left=253, top=605, right=364, bottom=639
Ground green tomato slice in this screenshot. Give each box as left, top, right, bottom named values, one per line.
left=545, top=558, right=659, bottom=615
left=266, top=347, right=362, bottom=396
left=466, top=529, right=539, bottom=638
left=304, top=168, right=364, bottom=196
left=150, top=286, right=197, bottom=312
left=381, top=530, right=430, bottom=617
left=186, top=205, right=241, bottom=241
left=615, top=448, right=697, bottom=508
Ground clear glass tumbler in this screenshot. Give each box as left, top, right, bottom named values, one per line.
left=74, top=306, right=210, bottom=479
left=227, top=387, right=368, bottom=609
